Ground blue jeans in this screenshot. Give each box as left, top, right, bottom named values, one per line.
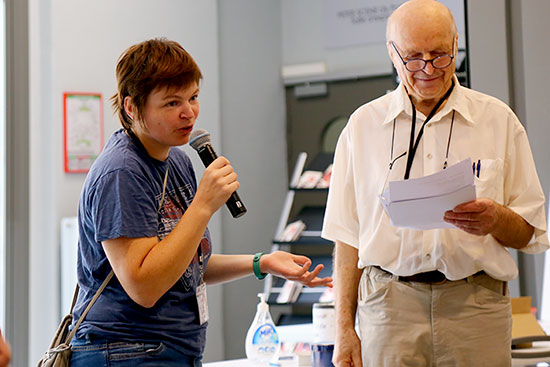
left=69, top=337, right=202, bottom=367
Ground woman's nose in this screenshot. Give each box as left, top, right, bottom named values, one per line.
left=179, top=103, right=195, bottom=119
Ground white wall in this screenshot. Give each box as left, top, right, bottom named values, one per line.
left=466, top=0, right=510, bottom=104
left=516, top=0, right=550, bottom=317
left=281, top=0, right=391, bottom=75
left=0, top=0, right=6, bottom=333
left=519, top=0, right=550, bottom=198
left=218, top=0, right=287, bottom=359
left=29, top=0, right=224, bottom=363
left=281, top=0, right=467, bottom=78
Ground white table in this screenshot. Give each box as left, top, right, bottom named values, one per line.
left=511, top=321, right=550, bottom=366
left=204, top=359, right=259, bottom=367
left=204, top=323, right=550, bottom=366
left=512, top=342, right=550, bottom=367
left=204, top=324, right=314, bottom=367
left=205, top=352, right=550, bottom=367
left=513, top=355, right=550, bottom=366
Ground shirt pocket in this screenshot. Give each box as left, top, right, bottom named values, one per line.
left=473, top=158, right=504, bottom=203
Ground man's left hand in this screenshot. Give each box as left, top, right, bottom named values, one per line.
left=260, top=251, right=333, bottom=288
left=443, top=198, right=499, bottom=236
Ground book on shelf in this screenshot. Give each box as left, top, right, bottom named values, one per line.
left=318, top=285, right=335, bottom=303
left=276, top=280, right=304, bottom=304
left=316, top=164, right=332, bottom=188
left=277, top=220, right=306, bottom=242
left=296, top=170, right=323, bottom=188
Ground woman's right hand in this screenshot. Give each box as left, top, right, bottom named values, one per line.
left=103, top=155, right=239, bottom=308
left=194, top=156, right=240, bottom=215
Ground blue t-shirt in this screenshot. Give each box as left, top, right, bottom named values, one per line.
left=71, top=129, right=212, bottom=357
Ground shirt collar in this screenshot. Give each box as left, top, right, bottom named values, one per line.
left=383, top=82, right=412, bottom=125
left=382, top=75, right=475, bottom=125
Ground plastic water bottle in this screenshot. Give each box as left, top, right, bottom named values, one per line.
left=245, top=293, right=280, bottom=364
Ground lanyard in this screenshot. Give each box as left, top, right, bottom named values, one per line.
left=389, top=109, right=455, bottom=173
left=127, top=130, right=187, bottom=211
left=127, top=130, right=204, bottom=270
left=164, top=163, right=205, bottom=269
left=403, top=82, right=455, bottom=179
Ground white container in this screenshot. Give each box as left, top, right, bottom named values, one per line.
left=312, top=302, right=335, bottom=343
left=245, top=293, right=280, bottom=364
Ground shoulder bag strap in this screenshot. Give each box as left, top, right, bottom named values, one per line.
left=65, top=270, right=114, bottom=344
left=69, top=283, right=80, bottom=313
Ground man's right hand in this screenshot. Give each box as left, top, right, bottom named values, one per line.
left=333, top=241, right=364, bottom=366
left=333, top=328, right=362, bottom=367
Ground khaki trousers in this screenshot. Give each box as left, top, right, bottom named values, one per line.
left=357, top=266, right=512, bottom=367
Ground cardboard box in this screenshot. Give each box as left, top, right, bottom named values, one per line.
left=512, top=296, right=546, bottom=348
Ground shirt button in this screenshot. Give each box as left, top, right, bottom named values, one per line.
left=426, top=254, right=431, bottom=259
left=427, top=153, right=433, bottom=159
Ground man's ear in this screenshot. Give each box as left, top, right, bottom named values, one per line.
left=387, top=42, right=399, bottom=70
left=454, top=35, right=459, bottom=56
left=123, top=96, right=134, bottom=120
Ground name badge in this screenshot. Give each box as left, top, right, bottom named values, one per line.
left=196, top=282, right=209, bottom=325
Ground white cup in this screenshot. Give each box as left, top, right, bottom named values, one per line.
left=312, top=302, right=335, bottom=343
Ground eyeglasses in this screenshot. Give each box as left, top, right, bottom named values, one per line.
left=390, top=41, right=454, bottom=72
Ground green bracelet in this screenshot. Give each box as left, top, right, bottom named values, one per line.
left=253, top=252, right=267, bottom=280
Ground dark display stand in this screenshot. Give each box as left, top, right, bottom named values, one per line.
left=264, top=152, right=334, bottom=325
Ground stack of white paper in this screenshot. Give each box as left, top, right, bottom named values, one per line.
left=379, top=158, right=476, bottom=230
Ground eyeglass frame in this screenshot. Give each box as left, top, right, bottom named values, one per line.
left=390, top=40, right=455, bottom=72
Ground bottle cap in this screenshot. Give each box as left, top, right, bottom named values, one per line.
left=257, top=293, right=269, bottom=312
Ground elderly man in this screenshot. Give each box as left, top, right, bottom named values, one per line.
left=321, top=0, right=548, bottom=366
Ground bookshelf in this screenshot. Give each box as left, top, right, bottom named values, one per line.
left=264, top=152, right=334, bottom=319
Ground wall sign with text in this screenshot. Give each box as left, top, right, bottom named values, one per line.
left=63, top=92, right=104, bottom=173
left=324, top=0, right=466, bottom=49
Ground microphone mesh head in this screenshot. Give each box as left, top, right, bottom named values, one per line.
left=189, top=129, right=211, bottom=151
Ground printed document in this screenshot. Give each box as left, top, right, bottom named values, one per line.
left=379, top=158, right=476, bottom=230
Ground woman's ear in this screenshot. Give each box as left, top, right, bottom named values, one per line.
left=123, top=96, right=134, bottom=120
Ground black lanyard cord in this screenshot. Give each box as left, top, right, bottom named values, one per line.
left=404, top=81, right=455, bottom=179
left=389, top=111, right=454, bottom=172
left=390, top=116, right=397, bottom=163
left=442, top=110, right=455, bottom=170
left=389, top=116, right=408, bottom=169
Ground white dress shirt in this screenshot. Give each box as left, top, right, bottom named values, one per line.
left=322, top=76, right=548, bottom=281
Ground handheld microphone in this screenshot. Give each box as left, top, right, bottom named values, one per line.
left=189, top=129, right=247, bottom=218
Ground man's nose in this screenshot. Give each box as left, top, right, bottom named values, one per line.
left=422, top=61, right=436, bottom=75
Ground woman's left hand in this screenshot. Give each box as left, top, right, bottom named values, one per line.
left=260, top=251, right=333, bottom=288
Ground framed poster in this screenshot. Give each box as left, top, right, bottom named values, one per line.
left=63, top=92, right=104, bottom=173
